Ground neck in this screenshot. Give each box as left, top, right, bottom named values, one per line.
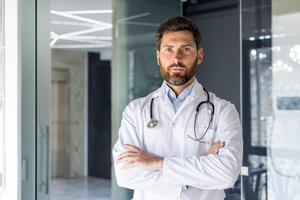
left=167, top=77, right=195, bottom=97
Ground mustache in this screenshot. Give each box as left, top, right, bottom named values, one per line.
left=167, top=63, right=187, bottom=69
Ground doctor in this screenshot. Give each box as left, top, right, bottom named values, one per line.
left=113, top=16, right=243, bottom=200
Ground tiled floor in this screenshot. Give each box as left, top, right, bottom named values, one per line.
left=51, top=177, right=111, bottom=200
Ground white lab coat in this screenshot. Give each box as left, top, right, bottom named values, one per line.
left=113, top=80, right=243, bottom=200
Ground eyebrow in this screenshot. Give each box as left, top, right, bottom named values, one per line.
left=161, top=44, right=193, bottom=48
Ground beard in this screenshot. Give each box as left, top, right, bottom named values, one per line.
left=159, top=58, right=198, bottom=86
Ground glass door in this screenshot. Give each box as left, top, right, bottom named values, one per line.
left=111, top=0, right=181, bottom=199
left=21, top=0, right=51, bottom=199
left=241, top=0, right=300, bottom=199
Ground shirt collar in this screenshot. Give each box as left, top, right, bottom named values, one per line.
left=165, top=79, right=195, bottom=100
left=153, top=78, right=206, bottom=100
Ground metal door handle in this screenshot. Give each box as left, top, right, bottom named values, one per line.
left=39, top=125, right=50, bottom=194
left=45, top=125, right=49, bottom=194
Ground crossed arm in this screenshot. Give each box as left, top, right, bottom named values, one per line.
left=113, top=103, right=242, bottom=196
left=117, top=142, right=225, bottom=171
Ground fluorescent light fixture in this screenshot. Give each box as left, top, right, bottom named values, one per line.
left=50, top=35, right=112, bottom=41
left=120, top=21, right=158, bottom=27
left=50, top=32, right=59, bottom=47
left=51, top=10, right=112, bottom=27
left=50, top=38, right=58, bottom=47
left=59, top=37, right=110, bottom=45
left=58, top=26, right=112, bottom=38
left=52, top=43, right=112, bottom=49
left=51, top=21, right=93, bottom=27
left=50, top=9, right=114, bottom=49
left=117, top=12, right=150, bottom=23
left=67, top=36, right=112, bottom=40
left=251, top=49, right=257, bottom=56
left=264, top=35, right=271, bottom=39
left=62, top=10, right=113, bottom=14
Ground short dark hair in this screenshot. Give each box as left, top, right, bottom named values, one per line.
left=155, top=16, right=201, bottom=50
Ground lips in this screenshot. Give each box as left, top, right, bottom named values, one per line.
left=169, top=66, right=185, bottom=73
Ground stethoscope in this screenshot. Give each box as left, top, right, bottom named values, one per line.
left=147, top=88, right=215, bottom=143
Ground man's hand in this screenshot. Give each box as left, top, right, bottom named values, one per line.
left=205, top=141, right=225, bottom=156
left=118, top=144, right=163, bottom=171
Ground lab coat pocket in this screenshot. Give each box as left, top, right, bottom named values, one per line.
left=185, top=128, right=216, bottom=155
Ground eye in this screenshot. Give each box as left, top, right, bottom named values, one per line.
left=163, top=47, right=172, bottom=53
left=182, top=47, right=192, bottom=53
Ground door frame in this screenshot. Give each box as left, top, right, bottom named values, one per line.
left=21, top=0, right=51, bottom=199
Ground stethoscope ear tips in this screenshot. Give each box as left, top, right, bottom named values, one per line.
left=147, top=118, right=158, bottom=128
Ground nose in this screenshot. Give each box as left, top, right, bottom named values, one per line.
left=173, top=59, right=182, bottom=65
left=172, top=49, right=182, bottom=65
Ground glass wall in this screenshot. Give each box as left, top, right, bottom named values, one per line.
left=241, top=0, right=300, bottom=199
left=111, top=0, right=181, bottom=199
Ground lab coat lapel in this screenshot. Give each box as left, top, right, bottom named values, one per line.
left=161, top=82, right=176, bottom=117
left=153, top=82, right=176, bottom=120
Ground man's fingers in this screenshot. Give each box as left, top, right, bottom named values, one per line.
left=122, top=161, right=135, bottom=169
left=118, top=153, right=139, bottom=161
left=118, top=151, right=138, bottom=160
left=123, top=144, right=141, bottom=151
left=120, top=156, right=138, bottom=162
left=208, top=142, right=221, bottom=152
left=206, top=141, right=225, bottom=155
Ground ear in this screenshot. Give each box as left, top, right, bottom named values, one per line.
left=197, top=48, right=204, bottom=64
left=156, top=50, right=160, bottom=65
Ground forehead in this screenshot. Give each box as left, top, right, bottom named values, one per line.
left=161, top=31, right=195, bottom=46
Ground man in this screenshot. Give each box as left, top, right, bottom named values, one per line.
left=113, top=16, right=243, bottom=200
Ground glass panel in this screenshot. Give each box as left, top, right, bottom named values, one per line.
left=250, top=47, right=272, bottom=147
left=269, top=1, right=300, bottom=198
left=0, top=0, right=5, bottom=194
left=242, top=0, right=300, bottom=199
left=112, top=0, right=181, bottom=199
left=114, top=0, right=181, bottom=101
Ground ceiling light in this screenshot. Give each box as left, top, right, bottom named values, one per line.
left=52, top=43, right=111, bottom=49
left=62, top=10, right=112, bottom=14
left=51, top=10, right=112, bottom=27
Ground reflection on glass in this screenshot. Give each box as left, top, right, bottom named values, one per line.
left=242, top=0, right=300, bottom=199
left=250, top=47, right=272, bottom=147
left=115, top=0, right=180, bottom=101
left=112, top=1, right=181, bottom=198
left=268, top=2, right=300, bottom=198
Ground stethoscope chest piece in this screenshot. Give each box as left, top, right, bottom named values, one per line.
left=147, top=118, right=158, bottom=128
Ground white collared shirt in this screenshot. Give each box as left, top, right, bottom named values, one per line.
left=113, top=79, right=243, bottom=200
left=166, top=79, right=195, bottom=113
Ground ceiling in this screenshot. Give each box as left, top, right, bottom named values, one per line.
left=50, top=0, right=112, bottom=52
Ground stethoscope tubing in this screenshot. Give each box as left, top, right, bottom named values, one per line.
left=147, top=87, right=215, bottom=142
